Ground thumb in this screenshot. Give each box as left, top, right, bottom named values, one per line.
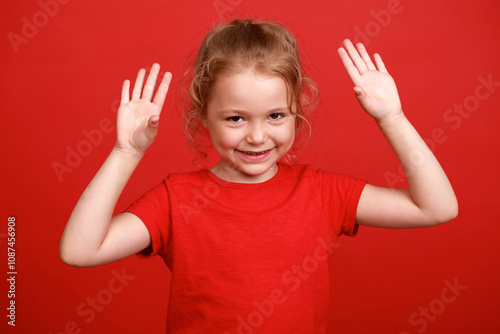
left=353, top=86, right=370, bottom=108
left=147, top=115, right=160, bottom=129
left=353, top=86, right=364, bottom=97
left=352, top=86, right=374, bottom=114
left=145, top=115, right=160, bottom=139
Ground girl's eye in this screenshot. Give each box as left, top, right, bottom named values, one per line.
left=269, top=113, right=284, bottom=120
left=227, top=116, right=243, bottom=123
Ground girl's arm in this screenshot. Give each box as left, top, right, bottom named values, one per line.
left=337, top=40, right=458, bottom=228
left=59, top=64, right=172, bottom=267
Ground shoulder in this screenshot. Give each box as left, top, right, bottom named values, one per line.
left=131, top=170, right=212, bottom=202
left=163, top=169, right=212, bottom=187
left=279, top=163, right=364, bottom=186
left=278, top=162, right=313, bottom=180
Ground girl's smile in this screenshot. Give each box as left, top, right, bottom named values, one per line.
left=237, top=148, right=273, bottom=159
left=204, top=69, right=296, bottom=183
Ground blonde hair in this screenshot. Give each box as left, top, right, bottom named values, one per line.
left=182, top=18, right=318, bottom=158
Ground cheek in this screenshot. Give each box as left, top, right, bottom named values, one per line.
left=210, top=127, right=240, bottom=149
left=277, top=123, right=297, bottom=147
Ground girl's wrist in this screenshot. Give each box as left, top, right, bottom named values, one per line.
left=376, top=111, right=406, bottom=132
left=113, top=143, right=144, bottom=160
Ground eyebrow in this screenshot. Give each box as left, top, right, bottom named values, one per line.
left=219, top=107, right=290, bottom=114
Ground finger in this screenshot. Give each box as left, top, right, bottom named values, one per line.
left=343, top=39, right=368, bottom=74
left=142, top=63, right=160, bottom=101
left=120, top=80, right=130, bottom=106
left=356, top=43, right=376, bottom=71
left=132, top=68, right=146, bottom=100
left=373, top=53, right=389, bottom=74
left=338, top=47, right=360, bottom=84
left=152, top=72, right=172, bottom=112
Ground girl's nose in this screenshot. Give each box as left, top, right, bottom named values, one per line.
left=246, top=123, right=268, bottom=145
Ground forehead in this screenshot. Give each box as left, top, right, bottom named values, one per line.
left=207, top=69, right=289, bottom=111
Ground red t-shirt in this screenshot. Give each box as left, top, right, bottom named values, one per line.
left=124, top=162, right=367, bottom=333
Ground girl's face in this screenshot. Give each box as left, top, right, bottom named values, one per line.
left=204, top=69, right=296, bottom=183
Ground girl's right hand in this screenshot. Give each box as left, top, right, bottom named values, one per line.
left=115, top=63, right=172, bottom=157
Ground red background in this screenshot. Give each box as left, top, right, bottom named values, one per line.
left=1, top=0, right=500, bottom=333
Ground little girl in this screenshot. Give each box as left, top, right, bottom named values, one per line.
left=60, top=19, right=458, bottom=333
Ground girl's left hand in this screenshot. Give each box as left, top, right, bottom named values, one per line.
left=338, top=39, right=403, bottom=125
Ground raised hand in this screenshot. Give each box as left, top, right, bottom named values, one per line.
left=338, top=39, right=403, bottom=125
left=115, top=63, right=172, bottom=156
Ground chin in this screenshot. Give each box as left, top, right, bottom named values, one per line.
left=237, top=161, right=278, bottom=175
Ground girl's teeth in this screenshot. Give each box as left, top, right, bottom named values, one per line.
left=244, top=150, right=268, bottom=156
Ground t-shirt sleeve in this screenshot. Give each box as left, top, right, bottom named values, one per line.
left=316, top=170, right=368, bottom=237
left=122, top=180, right=171, bottom=258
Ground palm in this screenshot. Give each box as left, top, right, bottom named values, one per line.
left=338, top=40, right=402, bottom=123
left=117, top=99, right=161, bottom=152
left=116, top=64, right=172, bottom=155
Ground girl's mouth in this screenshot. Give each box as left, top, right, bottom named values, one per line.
left=237, top=148, right=274, bottom=161
left=240, top=149, right=271, bottom=156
